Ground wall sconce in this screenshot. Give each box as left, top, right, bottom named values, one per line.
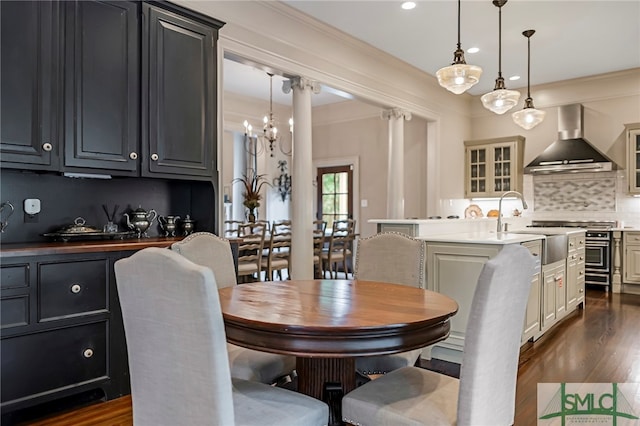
left=273, top=160, right=291, bottom=202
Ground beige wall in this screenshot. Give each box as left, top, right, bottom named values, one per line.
left=184, top=0, right=640, bottom=229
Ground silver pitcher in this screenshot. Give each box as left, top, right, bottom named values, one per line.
left=158, top=215, right=180, bottom=237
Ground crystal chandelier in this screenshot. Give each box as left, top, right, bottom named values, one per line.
left=481, top=0, right=520, bottom=114
left=263, top=73, right=279, bottom=157
left=512, top=30, right=546, bottom=130
left=436, top=0, right=482, bottom=94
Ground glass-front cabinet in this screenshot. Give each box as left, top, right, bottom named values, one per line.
left=627, top=123, right=640, bottom=194
left=464, top=136, right=525, bottom=198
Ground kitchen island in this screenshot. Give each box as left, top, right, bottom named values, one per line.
left=416, top=229, right=585, bottom=364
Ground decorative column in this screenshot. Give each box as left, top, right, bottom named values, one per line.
left=382, top=108, right=411, bottom=219
left=283, top=77, right=320, bottom=279
left=232, top=132, right=248, bottom=221
left=612, top=230, right=622, bottom=293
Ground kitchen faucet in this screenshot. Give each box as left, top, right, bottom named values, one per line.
left=497, top=191, right=528, bottom=233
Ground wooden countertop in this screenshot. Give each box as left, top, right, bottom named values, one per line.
left=0, top=237, right=184, bottom=258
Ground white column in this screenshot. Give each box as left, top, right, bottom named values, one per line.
left=382, top=108, right=411, bottom=219
left=283, top=77, right=320, bottom=279
left=232, top=132, right=247, bottom=221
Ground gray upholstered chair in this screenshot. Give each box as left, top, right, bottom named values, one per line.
left=342, top=244, right=536, bottom=426
left=114, top=247, right=328, bottom=426
left=353, top=232, right=426, bottom=375
left=171, top=232, right=296, bottom=384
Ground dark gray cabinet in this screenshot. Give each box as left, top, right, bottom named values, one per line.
left=0, top=252, right=130, bottom=416
left=1, top=1, right=223, bottom=181
left=0, top=1, right=61, bottom=171
left=142, top=3, right=218, bottom=179
left=64, top=0, right=139, bottom=174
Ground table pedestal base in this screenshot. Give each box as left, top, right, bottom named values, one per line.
left=297, top=357, right=356, bottom=426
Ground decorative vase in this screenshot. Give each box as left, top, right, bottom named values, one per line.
left=247, top=208, right=257, bottom=223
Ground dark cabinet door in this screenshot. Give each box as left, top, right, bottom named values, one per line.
left=142, top=3, right=216, bottom=179
left=0, top=1, right=60, bottom=170
left=64, top=1, right=139, bottom=174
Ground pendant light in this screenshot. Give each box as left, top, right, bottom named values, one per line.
left=263, top=73, right=279, bottom=157
left=481, top=0, right=520, bottom=114
left=436, top=0, right=482, bottom=94
left=512, top=30, right=546, bottom=129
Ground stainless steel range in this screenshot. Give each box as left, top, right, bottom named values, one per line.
left=529, top=220, right=615, bottom=289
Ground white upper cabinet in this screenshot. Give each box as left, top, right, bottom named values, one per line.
left=464, top=136, right=525, bottom=199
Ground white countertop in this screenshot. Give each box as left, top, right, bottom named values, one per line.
left=417, top=232, right=545, bottom=245
left=509, top=227, right=586, bottom=236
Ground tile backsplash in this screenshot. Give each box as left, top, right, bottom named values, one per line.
left=528, top=171, right=640, bottom=227
left=533, top=174, right=615, bottom=212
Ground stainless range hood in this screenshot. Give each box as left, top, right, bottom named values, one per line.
left=524, top=104, right=619, bottom=174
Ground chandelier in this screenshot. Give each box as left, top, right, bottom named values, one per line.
left=263, top=73, right=279, bottom=157
left=481, top=0, right=520, bottom=114
left=436, top=0, right=482, bottom=94
left=512, top=29, right=546, bottom=130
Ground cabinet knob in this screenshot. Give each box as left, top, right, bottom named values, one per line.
left=151, top=153, right=159, bottom=161
left=42, top=142, right=53, bottom=152
left=70, top=284, right=82, bottom=294
left=83, top=348, right=94, bottom=358
left=579, top=288, right=584, bottom=293
left=129, top=152, right=138, bottom=160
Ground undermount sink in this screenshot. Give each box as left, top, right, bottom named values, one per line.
left=510, top=230, right=569, bottom=265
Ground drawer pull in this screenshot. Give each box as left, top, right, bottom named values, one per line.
left=83, top=348, right=94, bottom=358
left=70, top=284, right=82, bottom=294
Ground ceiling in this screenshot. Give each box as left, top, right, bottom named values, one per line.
left=224, top=0, right=640, bottom=106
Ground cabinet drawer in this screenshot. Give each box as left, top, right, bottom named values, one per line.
left=38, top=259, right=108, bottom=321
left=624, top=232, right=640, bottom=245
left=1, top=264, right=29, bottom=290
left=569, top=235, right=586, bottom=252
left=1, top=321, right=108, bottom=403
left=1, top=296, right=29, bottom=328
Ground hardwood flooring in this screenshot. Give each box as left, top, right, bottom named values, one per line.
left=10, top=287, right=640, bottom=425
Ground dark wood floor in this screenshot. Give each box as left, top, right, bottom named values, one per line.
left=11, top=287, right=640, bottom=425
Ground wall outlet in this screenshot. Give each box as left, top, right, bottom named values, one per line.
left=24, top=199, right=41, bottom=215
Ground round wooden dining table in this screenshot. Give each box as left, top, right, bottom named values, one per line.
left=218, top=279, right=458, bottom=425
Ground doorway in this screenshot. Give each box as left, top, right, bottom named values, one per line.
left=317, top=165, right=353, bottom=230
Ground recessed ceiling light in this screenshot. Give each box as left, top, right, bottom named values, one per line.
left=401, top=2, right=416, bottom=10
left=509, top=75, right=521, bottom=81
left=467, top=47, right=480, bottom=54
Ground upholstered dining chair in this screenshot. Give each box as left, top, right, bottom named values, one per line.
left=353, top=232, right=426, bottom=376
left=261, top=220, right=292, bottom=281
left=342, top=244, right=536, bottom=426
left=114, top=248, right=328, bottom=426
left=171, top=232, right=296, bottom=385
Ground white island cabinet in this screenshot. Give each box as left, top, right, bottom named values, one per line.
left=420, top=232, right=543, bottom=364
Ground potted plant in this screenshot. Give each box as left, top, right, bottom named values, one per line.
left=234, top=171, right=270, bottom=222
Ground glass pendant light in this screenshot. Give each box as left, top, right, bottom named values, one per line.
left=512, top=30, right=546, bottom=129
left=481, top=0, right=520, bottom=114
left=436, top=0, right=482, bottom=95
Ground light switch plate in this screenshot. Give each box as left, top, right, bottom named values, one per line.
left=24, top=198, right=41, bottom=215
